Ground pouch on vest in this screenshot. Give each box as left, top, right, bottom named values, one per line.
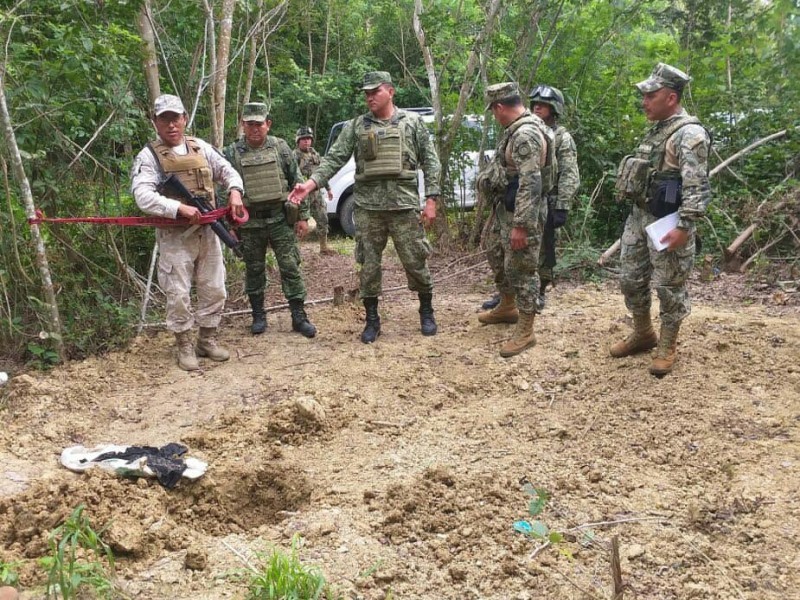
left=647, top=177, right=683, bottom=218
left=360, top=130, right=378, bottom=161
left=614, top=155, right=651, bottom=203
left=359, top=128, right=404, bottom=180
left=503, top=175, right=520, bottom=213
left=284, top=200, right=299, bottom=226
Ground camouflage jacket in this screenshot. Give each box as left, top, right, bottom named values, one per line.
left=501, top=110, right=549, bottom=229
left=550, top=125, right=580, bottom=211
left=309, top=108, right=441, bottom=211
left=294, top=147, right=330, bottom=193
left=640, top=109, right=711, bottom=229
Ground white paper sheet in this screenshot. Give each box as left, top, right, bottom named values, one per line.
left=645, top=212, right=679, bottom=251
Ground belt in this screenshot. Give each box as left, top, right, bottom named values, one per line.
left=247, top=203, right=283, bottom=219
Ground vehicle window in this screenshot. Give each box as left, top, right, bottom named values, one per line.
left=324, top=122, right=346, bottom=155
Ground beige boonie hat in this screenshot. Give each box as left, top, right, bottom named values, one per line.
left=242, top=102, right=270, bottom=122
left=635, top=63, right=691, bottom=93
left=361, top=71, right=393, bottom=90
left=484, top=82, right=522, bottom=110
left=153, top=94, right=186, bottom=116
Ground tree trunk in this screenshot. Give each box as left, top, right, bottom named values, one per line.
left=0, top=66, right=65, bottom=361
left=137, top=0, right=161, bottom=105
left=213, top=0, right=236, bottom=148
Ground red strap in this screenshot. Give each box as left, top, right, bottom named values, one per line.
left=28, top=205, right=249, bottom=227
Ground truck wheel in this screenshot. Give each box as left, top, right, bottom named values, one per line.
left=339, top=193, right=356, bottom=237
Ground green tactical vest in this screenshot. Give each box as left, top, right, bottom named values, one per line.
left=294, top=148, right=320, bottom=178
left=231, top=137, right=288, bottom=206
left=614, top=115, right=700, bottom=204
left=501, top=114, right=557, bottom=195
left=355, top=112, right=417, bottom=182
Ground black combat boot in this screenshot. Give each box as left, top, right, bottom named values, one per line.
left=249, top=293, right=267, bottom=335
left=418, top=292, right=437, bottom=336
left=536, top=279, right=550, bottom=312
left=481, top=293, right=501, bottom=310
left=361, top=297, right=381, bottom=344
left=289, top=298, right=316, bottom=338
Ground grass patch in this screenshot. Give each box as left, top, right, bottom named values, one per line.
left=246, top=535, right=340, bottom=600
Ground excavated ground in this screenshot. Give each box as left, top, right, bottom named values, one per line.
left=1, top=238, right=798, bottom=600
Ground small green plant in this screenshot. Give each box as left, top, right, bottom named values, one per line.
left=39, top=504, right=116, bottom=599
left=246, top=535, right=340, bottom=600
left=26, top=341, right=60, bottom=370
left=0, top=558, right=21, bottom=587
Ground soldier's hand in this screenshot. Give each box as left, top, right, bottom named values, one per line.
left=288, top=181, right=315, bottom=205
left=228, top=189, right=246, bottom=219
left=510, top=226, right=529, bottom=251
left=327, top=188, right=333, bottom=201
left=294, top=220, right=309, bottom=240
left=177, top=204, right=201, bottom=225
left=420, top=197, right=437, bottom=230
left=660, top=227, right=689, bottom=252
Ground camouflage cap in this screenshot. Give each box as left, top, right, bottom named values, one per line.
left=361, top=71, right=393, bottom=91
left=242, top=102, right=270, bottom=122
left=635, top=63, right=691, bottom=93
left=153, top=94, right=186, bottom=117
left=484, top=82, right=522, bottom=111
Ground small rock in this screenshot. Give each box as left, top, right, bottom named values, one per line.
left=587, top=470, right=603, bottom=483
left=294, top=396, right=326, bottom=425
left=0, top=587, right=19, bottom=600
left=184, top=545, right=208, bottom=571
left=448, top=565, right=467, bottom=582
left=626, top=544, right=646, bottom=560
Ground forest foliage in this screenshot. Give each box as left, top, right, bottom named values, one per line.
left=0, top=0, right=798, bottom=364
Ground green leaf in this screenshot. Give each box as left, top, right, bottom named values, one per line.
left=548, top=531, right=564, bottom=544
left=529, top=521, right=549, bottom=539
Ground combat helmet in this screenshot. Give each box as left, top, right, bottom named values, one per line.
left=529, top=84, right=565, bottom=117
left=296, top=126, right=314, bottom=143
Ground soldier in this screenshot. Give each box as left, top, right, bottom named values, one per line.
left=476, top=82, right=556, bottom=358
left=293, top=127, right=335, bottom=255
left=224, top=102, right=316, bottom=338
left=479, top=85, right=580, bottom=311
left=131, top=94, right=245, bottom=371
left=288, top=71, right=441, bottom=344
left=610, top=63, right=711, bottom=376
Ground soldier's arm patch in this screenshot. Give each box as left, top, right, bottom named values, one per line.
left=516, top=140, right=532, bottom=158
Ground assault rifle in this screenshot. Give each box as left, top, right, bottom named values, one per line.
left=158, top=174, right=243, bottom=258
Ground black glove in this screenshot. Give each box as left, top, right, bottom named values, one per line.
left=552, top=209, right=568, bottom=229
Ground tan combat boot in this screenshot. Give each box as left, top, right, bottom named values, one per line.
left=499, top=311, right=536, bottom=357
left=319, top=233, right=336, bottom=256
left=175, top=331, right=199, bottom=371
left=649, top=324, right=680, bottom=376
left=609, top=312, right=658, bottom=358
left=196, top=327, right=230, bottom=362
left=478, top=293, right=519, bottom=325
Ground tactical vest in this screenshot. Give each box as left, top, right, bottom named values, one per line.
left=355, top=113, right=417, bottom=182
left=149, top=137, right=215, bottom=206
left=502, top=115, right=557, bottom=195
left=231, top=137, right=287, bottom=206
left=614, top=115, right=700, bottom=206
left=294, top=148, right=320, bottom=178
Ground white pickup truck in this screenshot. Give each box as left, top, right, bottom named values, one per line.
left=321, top=108, right=494, bottom=235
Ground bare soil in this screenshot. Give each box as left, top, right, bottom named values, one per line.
left=1, top=238, right=799, bottom=600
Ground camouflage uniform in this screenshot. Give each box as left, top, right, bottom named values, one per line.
left=308, top=78, right=441, bottom=299
left=294, top=145, right=330, bottom=238
left=540, top=123, right=580, bottom=284
left=223, top=102, right=316, bottom=338
left=611, top=63, right=711, bottom=375
left=480, top=102, right=554, bottom=313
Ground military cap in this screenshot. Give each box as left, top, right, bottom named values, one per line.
left=484, top=82, right=522, bottom=110
left=296, top=126, right=314, bottom=142
left=242, top=102, right=270, bottom=122
left=153, top=94, right=186, bottom=117
left=361, top=71, right=393, bottom=90
left=635, top=63, right=691, bottom=93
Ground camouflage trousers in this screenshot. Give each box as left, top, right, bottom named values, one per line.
left=310, top=191, right=329, bottom=236
left=156, top=226, right=226, bottom=333
left=240, top=206, right=307, bottom=300
left=620, top=204, right=695, bottom=327
left=485, top=201, right=546, bottom=313
left=354, top=206, right=433, bottom=298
